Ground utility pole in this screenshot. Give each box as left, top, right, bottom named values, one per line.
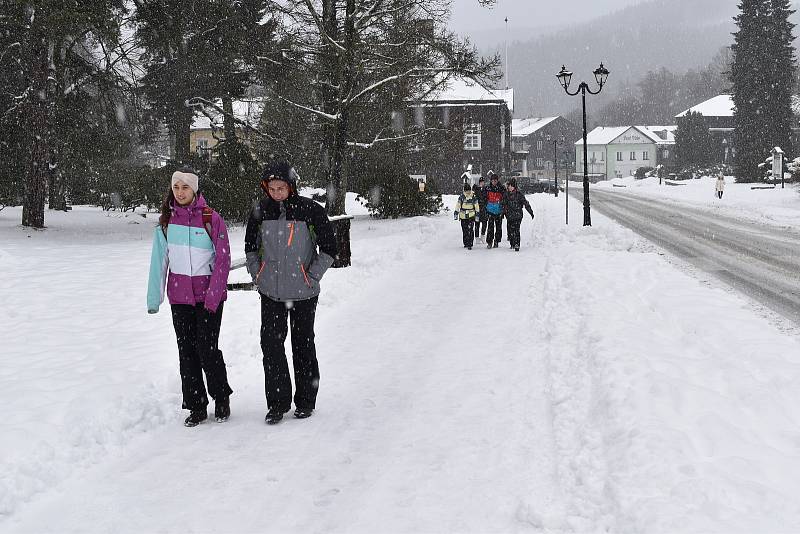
left=504, top=17, right=509, bottom=89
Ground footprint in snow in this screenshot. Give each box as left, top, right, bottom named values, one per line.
left=314, top=488, right=341, bottom=507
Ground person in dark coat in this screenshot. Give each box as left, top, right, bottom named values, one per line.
left=502, top=179, right=534, bottom=251
left=454, top=182, right=480, bottom=249
left=472, top=177, right=488, bottom=243
left=484, top=171, right=506, bottom=249
left=244, top=161, right=338, bottom=425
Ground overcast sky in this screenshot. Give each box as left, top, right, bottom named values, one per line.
left=447, top=0, right=647, bottom=34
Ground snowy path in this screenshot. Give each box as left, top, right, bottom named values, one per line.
left=4, top=195, right=800, bottom=533
left=5, top=205, right=562, bottom=533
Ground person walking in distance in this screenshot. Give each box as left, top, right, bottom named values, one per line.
left=245, top=161, right=338, bottom=425
left=147, top=168, right=233, bottom=427
left=472, top=177, right=488, bottom=243
left=715, top=172, right=725, bottom=199
left=454, top=182, right=480, bottom=250
left=484, top=171, right=506, bottom=249
left=503, top=178, right=534, bottom=251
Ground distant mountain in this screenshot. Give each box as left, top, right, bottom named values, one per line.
left=492, top=0, right=750, bottom=118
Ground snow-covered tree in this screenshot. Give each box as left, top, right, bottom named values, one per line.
left=0, top=0, right=135, bottom=228
left=261, top=0, right=499, bottom=216
left=134, top=0, right=277, bottom=164
left=731, top=0, right=796, bottom=182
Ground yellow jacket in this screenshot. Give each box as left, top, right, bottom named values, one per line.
left=455, top=191, right=479, bottom=219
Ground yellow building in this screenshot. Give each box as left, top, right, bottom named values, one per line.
left=189, top=99, right=265, bottom=159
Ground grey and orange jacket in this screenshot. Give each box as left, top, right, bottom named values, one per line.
left=244, top=193, right=338, bottom=302
left=147, top=195, right=231, bottom=313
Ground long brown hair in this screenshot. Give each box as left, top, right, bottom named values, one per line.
left=158, top=189, right=175, bottom=231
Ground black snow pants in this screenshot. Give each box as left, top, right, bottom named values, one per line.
left=260, top=295, right=320, bottom=412
left=474, top=212, right=487, bottom=238
left=507, top=217, right=522, bottom=248
left=460, top=218, right=475, bottom=247
left=171, top=302, right=233, bottom=411
left=486, top=213, right=503, bottom=246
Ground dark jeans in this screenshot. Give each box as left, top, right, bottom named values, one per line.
left=260, top=295, right=320, bottom=412
left=507, top=217, right=522, bottom=248
left=171, top=302, right=232, bottom=411
left=460, top=218, right=475, bottom=247
left=474, top=213, right=487, bottom=237
left=486, top=213, right=503, bottom=245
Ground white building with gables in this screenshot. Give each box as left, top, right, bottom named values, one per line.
left=575, top=125, right=676, bottom=180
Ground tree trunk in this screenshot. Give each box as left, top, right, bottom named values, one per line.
left=172, top=106, right=193, bottom=164
left=22, top=41, right=51, bottom=228
left=326, top=0, right=356, bottom=217
left=222, top=94, right=236, bottom=142
left=48, top=166, right=68, bottom=211
left=328, top=113, right=349, bottom=216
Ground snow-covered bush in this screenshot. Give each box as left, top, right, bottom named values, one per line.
left=635, top=166, right=654, bottom=179
left=359, top=169, right=443, bottom=219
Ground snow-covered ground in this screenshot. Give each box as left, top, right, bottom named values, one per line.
left=1, top=186, right=800, bottom=533
left=596, top=174, right=800, bottom=228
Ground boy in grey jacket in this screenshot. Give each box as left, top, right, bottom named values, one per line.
left=244, top=161, right=338, bottom=424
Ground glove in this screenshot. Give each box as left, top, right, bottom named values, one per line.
left=529, top=211, right=535, bottom=219
left=148, top=308, right=158, bottom=315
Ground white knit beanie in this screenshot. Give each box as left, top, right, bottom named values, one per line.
left=171, top=170, right=199, bottom=193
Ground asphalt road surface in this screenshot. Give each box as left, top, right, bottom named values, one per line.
left=588, top=189, right=800, bottom=326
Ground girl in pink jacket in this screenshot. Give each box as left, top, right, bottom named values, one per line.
left=147, top=169, right=233, bottom=427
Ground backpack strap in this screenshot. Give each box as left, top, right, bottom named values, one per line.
left=202, top=206, right=214, bottom=241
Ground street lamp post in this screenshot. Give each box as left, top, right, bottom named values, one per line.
left=556, top=63, right=609, bottom=226
left=546, top=134, right=564, bottom=198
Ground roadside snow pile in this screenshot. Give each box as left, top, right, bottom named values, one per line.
left=592, top=175, right=800, bottom=227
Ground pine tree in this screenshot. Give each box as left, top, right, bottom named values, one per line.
left=134, top=0, right=274, bottom=164
left=675, top=111, right=714, bottom=169
left=731, top=0, right=796, bottom=182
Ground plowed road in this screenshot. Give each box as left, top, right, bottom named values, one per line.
left=589, top=189, right=800, bottom=326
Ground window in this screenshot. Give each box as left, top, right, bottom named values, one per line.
left=537, top=139, right=543, bottom=150
left=600, top=152, right=604, bottom=161
left=663, top=149, right=670, bottom=159
left=464, top=123, right=481, bottom=150
left=630, top=151, right=636, bottom=161
left=536, top=157, right=544, bottom=167
left=643, top=151, right=649, bottom=161
left=196, top=138, right=209, bottom=150
left=616, top=152, right=623, bottom=161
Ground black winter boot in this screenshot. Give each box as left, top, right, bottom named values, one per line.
left=215, top=397, right=230, bottom=422
left=184, top=409, right=208, bottom=427
left=294, top=408, right=314, bottom=419
left=265, top=408, right=285, bottom=425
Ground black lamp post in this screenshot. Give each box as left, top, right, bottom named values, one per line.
left=556, top=63, right=609, bottom=226
left=546, top=134, right=564, bottom=198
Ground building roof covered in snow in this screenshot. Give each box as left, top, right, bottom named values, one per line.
left=576, top=125, right=677, bottom=145
left=675, top=94, right=733, bottom=118
left=511, top=117, right=558, bottom=137
left=641, top=125, right=677, bottom=144
left=418, top=75, right=514, bottom=113
left=191, top=99, right=265, bottom=131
